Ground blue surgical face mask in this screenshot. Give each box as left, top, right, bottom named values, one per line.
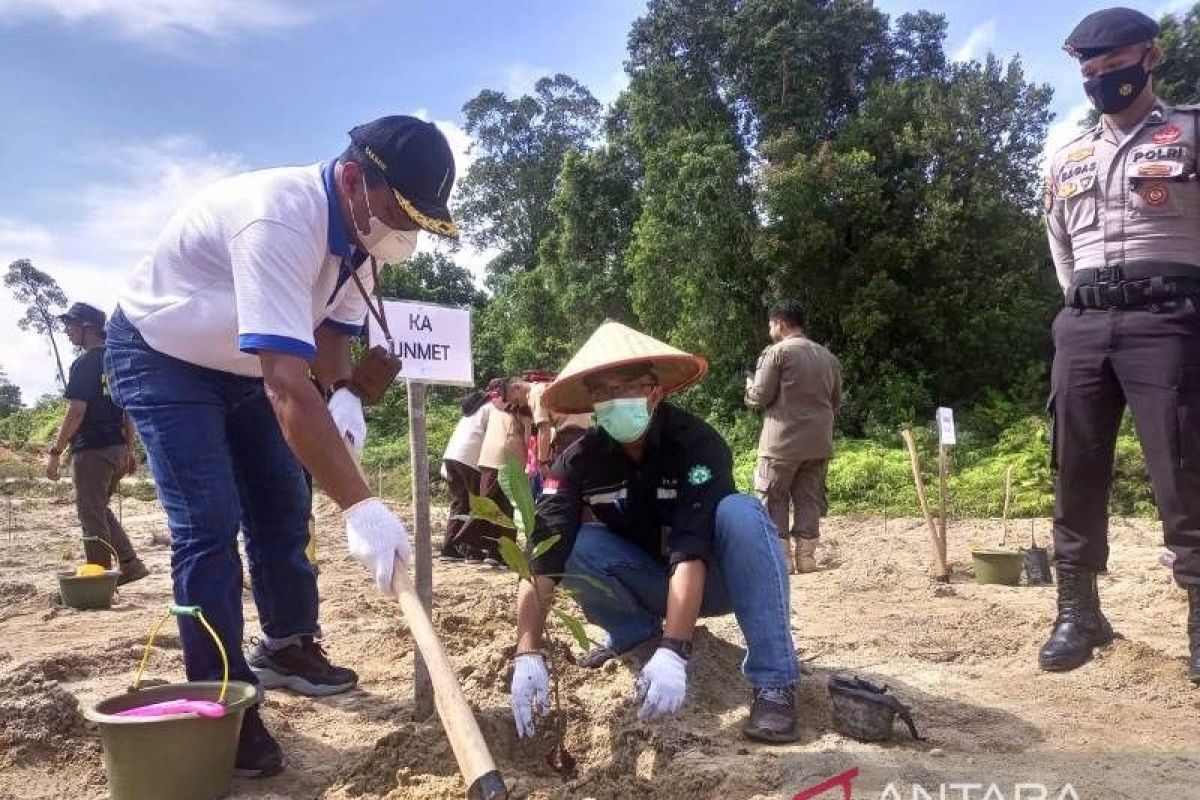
left=594, top=397, right=653, bottom=443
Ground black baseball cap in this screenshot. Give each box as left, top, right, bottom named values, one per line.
left=348, top=115, right=458, bottom=239
left=1064, top=7, right=1159, bottom=59
left=59, top=302, right=106, bottom=329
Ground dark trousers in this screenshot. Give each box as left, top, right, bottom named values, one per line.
left=1051, top=302, right=1200, bottom=585
left=73, top=444, right=137, bottom=566
left=442, top=459, right=480, bottom=552
left=105, top=310, right=318, bottom=685
left=454, top=466, right=514, bottom=555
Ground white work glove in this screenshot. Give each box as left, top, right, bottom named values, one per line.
left=636, top=647, right=688, bottom=722
left=344, top=498, right=411, bottom=591
left=328, top=387, right=367, bottom=459
left=510, top=652, right=551, bottom=738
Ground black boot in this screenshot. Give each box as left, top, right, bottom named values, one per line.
left=1038, top=570, right=1114, bottom=672
left=1187, top=584, right=1200, bottom=685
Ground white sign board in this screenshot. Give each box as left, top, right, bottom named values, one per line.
left=936, top=406, right=956, bottom=446
left=367, top=299, right=474, bottom=386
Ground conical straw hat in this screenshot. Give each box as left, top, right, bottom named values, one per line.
left=541, top=321, right=709, bottom=413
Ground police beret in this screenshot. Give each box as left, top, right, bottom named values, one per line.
left=1064, top=7, right=1159, bottom=58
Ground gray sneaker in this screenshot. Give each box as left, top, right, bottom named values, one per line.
left=742, top=685, right=799, bottom=743
left=248, top=637, right=357, bottom=697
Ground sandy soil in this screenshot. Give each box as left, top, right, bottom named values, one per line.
left=0, top=487, right=1197, bottom=800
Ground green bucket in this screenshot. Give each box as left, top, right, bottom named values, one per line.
left=57, top=570, right=119, bottom=610
left=85, top=681, right=257, bottom=800
left=972, top=548, right=1025, bottom=585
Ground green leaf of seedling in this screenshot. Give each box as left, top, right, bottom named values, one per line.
left=552, top=608, right=595, bottom=652
left=571, top=573, right=616, bottom=601
left=467, top=493, right=516, bottom=530
left=529, top=534, right=561, bottom=562
left=538, top=573, right=616, bottom=601
left=497, top=536, right=531, bottom=581
left=499, top=453, right=538, bottom=540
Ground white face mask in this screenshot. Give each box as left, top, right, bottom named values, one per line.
left=356, top=175, right=419, bottom=264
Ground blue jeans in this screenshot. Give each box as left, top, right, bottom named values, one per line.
left=562, top=493, right=799, bottom=688
left=105, top=309, right=318, bottom=685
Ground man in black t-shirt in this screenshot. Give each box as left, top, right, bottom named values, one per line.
left=46, top=303, right=148, bottom=584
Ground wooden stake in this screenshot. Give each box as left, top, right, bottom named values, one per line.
left=407, top=379, right=434, bottom=721
left=901, top=428, right=949, bottom=580
left=937, top=443, right=949, bottom=567
left=1001, top=465, right=1013, bottom=547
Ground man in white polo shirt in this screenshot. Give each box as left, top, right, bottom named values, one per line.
left=104, top=116, right=457, bottom=777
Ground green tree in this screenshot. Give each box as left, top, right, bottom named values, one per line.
left=0, top=368, right=21, bottom=417
left=4, top=259, right=67, bottom=390
left=1156, top=3, right=1200, bottom=104
left=374, top=251, right=483, bottom=307
left=756, top=52, right=1058, bottom=433
left=454, top=74, right=602, bottom=285
left=724, top=0, right=892, bottom=146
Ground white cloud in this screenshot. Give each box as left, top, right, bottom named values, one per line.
left=504, top=63, right=554, bottom=97
left=952, top=19, right=996, bottom=64
left=0, top=0, right=312, bottom=42
left=595, top=68, right=630, bottom=107
left=1040, top=100, right=1093, bottom=171
left=407, top=109, right=494, bottom=286
left=1, top=136, right=244, bottom=401
left=1155, top=0, right=1193, bottom=17
left=72, top=136, right=246, bottom=262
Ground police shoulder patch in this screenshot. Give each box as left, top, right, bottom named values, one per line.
left=687, top=464, right=713, bottom=486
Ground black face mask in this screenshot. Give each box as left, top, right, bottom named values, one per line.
left=1084, top=59, right=1149, bottom=114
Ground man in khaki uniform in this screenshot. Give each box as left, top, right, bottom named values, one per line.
left=1041, top=7, right=1200, bottom=684
left=745, top=300, right=841, bottom=574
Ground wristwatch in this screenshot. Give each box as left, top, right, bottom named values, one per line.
left=659, top=636, right=693, bottom=660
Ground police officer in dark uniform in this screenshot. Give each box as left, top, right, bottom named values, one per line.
left=1042, top=7, right=1200, bottom=683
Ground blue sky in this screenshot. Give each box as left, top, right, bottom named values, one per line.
left=0, top=0, right=1186, bottom=400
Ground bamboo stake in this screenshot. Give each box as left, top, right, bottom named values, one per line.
left=1001, top=465, right=1013, bottom=547
left=901, top=428, right=949, bottom=580
left=937, top=443, right=949, bottom=567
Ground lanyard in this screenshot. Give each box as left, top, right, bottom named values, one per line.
left=350, top=255, right=395, bottom=354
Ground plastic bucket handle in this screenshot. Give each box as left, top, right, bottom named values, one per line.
left=82, top=535, right=120, bottom=564
left=133, top=605, right=229, bottom=703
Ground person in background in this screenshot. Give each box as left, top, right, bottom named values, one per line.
left=468, top=382, right=532, bottom=562
left=439, top=389, right=493, bottom=560
left=502, top=372, right=593, bottom=487
left=745, top=300, right=842, bottom=574
left=46, top=302, right=149, bottom=585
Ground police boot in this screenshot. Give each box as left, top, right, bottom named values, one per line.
left=1187, top=584, right=1200, bottom=685
left=1038, top=570, right=1114, bottom=672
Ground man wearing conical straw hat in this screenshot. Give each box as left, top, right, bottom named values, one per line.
left=508, top=321, right=801, bottom=743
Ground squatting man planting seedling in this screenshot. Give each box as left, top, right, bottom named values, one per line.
left=505, top=321, right=804, bottom=744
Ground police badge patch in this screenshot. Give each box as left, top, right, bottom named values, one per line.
left=687, top=464, right=713, bottom=486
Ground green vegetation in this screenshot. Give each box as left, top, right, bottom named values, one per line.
left=7, top=2, right=1194, bottom=520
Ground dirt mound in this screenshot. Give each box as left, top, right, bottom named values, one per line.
left=0, top=663, right=97, bottom=766
left=326, top=595, right=778, bottom=800
left=0, top=581, right=38, bottom=604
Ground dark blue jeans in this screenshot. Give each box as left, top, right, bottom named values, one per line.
left=562, top=493, right=800, bottom=688
left=105, top=309, right=318, bottom=685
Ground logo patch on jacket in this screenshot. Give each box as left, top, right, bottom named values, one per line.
left=1152, top=124, right=1182, bottom=145
left=687, top=464, right=713, bottom=486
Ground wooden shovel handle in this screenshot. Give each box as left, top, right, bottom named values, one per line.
left=389, top=560, right=506, bottom=798
left=344, top=439, right=507, bottom=799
